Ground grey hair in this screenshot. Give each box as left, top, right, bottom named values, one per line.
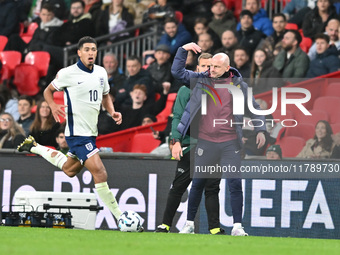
left=103, top=52, right=118, bottom=60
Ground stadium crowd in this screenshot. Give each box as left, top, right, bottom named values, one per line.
left=1, top=0, right=340, bottom=158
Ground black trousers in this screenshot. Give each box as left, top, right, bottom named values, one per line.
left=162, top=147, right=221, bottom=230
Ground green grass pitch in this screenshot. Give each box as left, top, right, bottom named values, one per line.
left=0, top=226, right=339, bottom=255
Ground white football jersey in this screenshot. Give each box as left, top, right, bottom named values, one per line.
left=52, top=62, right=110, bottom=137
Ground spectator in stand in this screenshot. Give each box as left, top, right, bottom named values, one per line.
left=141, top=114, right=157, bottom=126
left=208, top=0, right=236, bottom=38
left=102, top=52, right=126, bottom=98
left=97, top=91, right=120, bottom=135
left=0, top=95, right=5, bottom=114
left=17, top=95, right=35, bottom=137
left=214, top=30, right=239, bottom=66
left=308, top=19, right=340, bottom=60
left=4, top=3, right=64, bottom=59
left=306, top=34, right=340, bottom=77
left=0, top=112, right=26, bottom=149
left=273, top=30, right=310, bottom=82
left=249, top=49, right=282, bottom=95
left=17, top=0, right=34, bottom=25
left=193, top=17, right=222, bottom=51
left=282, top=0, right=315, bottom=28
left=233, top=46, right=251, bottom=78
left=146, top=44, right=173, bottom=94
left=197, top=33, right=216, bottom=54
left=158, top=17, right=192, bottom=56
left=29, top=99, right=60, bottom=148
left=302, top=0, right=340, bottom=40
left=242, top=98, right=276, bottom=156
left=331, top=132, right=340, bottom=158
left=49, top=0, right=94, bottom=46
left=0, top=0, right=20, bottom=37
left=180, top=0, right=212, bottom=36
left=259, top=13, right=287, bottom=60
left=43, top=0, right=95, bottom=81
left=115, top=56, right=154, bottom=107
left=236, top=10, right=266, bottom=60
left=93, top=0, right=135, bottom=41
left=0, top=85, right=19, bottom=121
left=266, top=145, right=282, bottom=159
left=116, top=83, right=169, bottom=131
left=237, top=0, right=274, bottom=36
left=31, top=0, right=67, bottom=20
left=55, top=127, right=69, bottom=155
left=83, top=0, right=102, bottom=14
left=142, top=0, right=175, bottom=37
left=297, top=120, right=334, bottom=158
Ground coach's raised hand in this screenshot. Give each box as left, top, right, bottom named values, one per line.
left=182, top=42, right=201, bottom=54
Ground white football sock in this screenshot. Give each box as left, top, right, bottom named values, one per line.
left=186, top=220, right=194, bottom=226
left=31, top=144, right=67, bottom=169
left=233, top=223, right=242, bottom=228
left=95, top=182, right=122, bottom=220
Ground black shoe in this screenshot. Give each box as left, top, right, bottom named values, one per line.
left=154, top=224, right=170, bottom=233
left=17, top=135, right=37, bottom=152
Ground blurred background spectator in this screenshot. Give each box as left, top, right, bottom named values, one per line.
left=306, top=33, right=340, bottom=78
left=266, top=144, right=282, bottom=159
left=249, top=49, right=282, bottom=94
left=0, top=112, right=25, bottom=149
left=29, top=100, right=60, bottom=148
left=302, top=0, right=339, bottom=40
left=17, top=95, right=35, bottom=137
left=102, top=52, right=126, bottom=98
left=297, top=120, right=334, bottom=158
left=0, top=0, right=20, bottom=37
left=208, top=0, right=236, bottom=38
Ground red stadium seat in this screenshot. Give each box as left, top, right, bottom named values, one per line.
left=19, top=23, right=25, bottom=36
left=313, top=96, right=340, bottom=124
left=233, top=0, right=243, bottom=20
left=53, top=91, right=65, bottom=123
left=0, top=51, right=22, bottom=82
left=295, top=109, right=329, bottom=126
left=130, top=133, right=161, bottom=153
left=285, top=123, right=315, bottom=141
left=25, top=51, right=50, bottom=77
left=331, top=123, right=340, bottom=134
left=31, top=105, right=37, bottom=113
left=175, top=11, right=183, bottom=23
left=325, top=83, right=340, bottom=97
left=271, top=108, right=295, bottom=127
left=222, top=0, right=234, bottom=9
left=53, top=91, right=64, bottom=105
left=20, top=22, right=38, bottom=44
left=13, top=64, right=40, bottom=96
left=299, top=29, right=313, bottom=53
left=156, top=93, right=177, bottom=122
left=277, top=136, right=306, bottom=158
left=142, top=64, right=149, bottom=70
left=155, top=93, right=161, bottom=101
left=285, top=23, right=298, bottom=30
left=0, top=35, right=8, bottom=52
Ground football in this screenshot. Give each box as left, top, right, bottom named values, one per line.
left=118, top=211, right=143, bottom=232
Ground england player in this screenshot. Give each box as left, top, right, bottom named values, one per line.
left=17, top=36, right=123, bottom=223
